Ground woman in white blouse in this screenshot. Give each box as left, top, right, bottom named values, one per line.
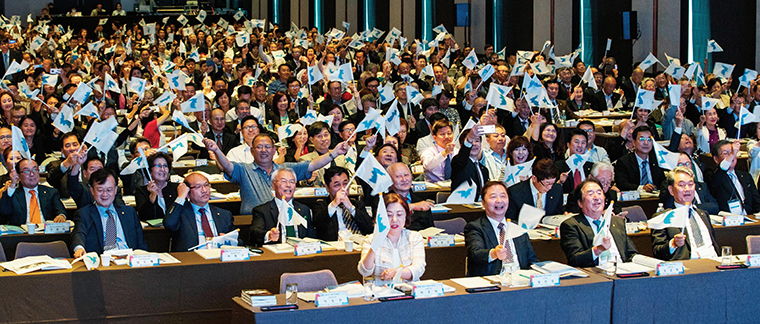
left=112, top=3, right=126, bottom=16
left=358, top=193, right=426, bottom=286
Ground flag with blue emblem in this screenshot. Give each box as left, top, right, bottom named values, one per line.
left=478, top=64, right=496, bottom=82
left=277, top=196, right=307, bottom=228
left=530, top=61, right=549, bottom=75
left=236, top=32, right=250, bottom=47
left=171, top=109, right=199, bottom=134
left=69, top=82, right=92, bottom=105
left=700, top=96, right=720, bottom=112
left=307, top=65, right=324, bottom=86
left=87, top=40, right=104, bottom=52
left=369, top=194, right=390, bottom=252
left=354, top=108, right=383, bottom=135
left=664, top=53, right=681, bottom=66
left=565, top=151, right=591, bottom=173
left=707, top=39, right=723, bottom=53
left=3, top=60, right=29, bottom=78
left=181, top=92, right=205, bottom=113
left=518, top=204, right=545, bottom=231
left=431, top=84, right=442, bottom=97
left=177, top=14, right=188, bottom=26
left=462, top=50, right=479, bottom=71
left=74, top=102, right=99, bottom=119
left=420, top=65, right=435, bottom=78
left=11, top=125, right=31, bottom=159
left=30, top=36, right=46, bottom=51
left=668, top=84, right=682, bottom=107
left=664, top=63, right=685, bottom=79
left=463, top=80, right=473, bottom=95
left=441, top=49, right=452, bottom=68
left=712, top=62, right=735, bottom=79
left=104, top=72, right=120, bottom=93
left=130, top=77, right=148, bottom=99
left=652, top=138, right=680, bottom=170
left=486, top=84, right=514, bottom=110
left=378, top=82, right=395, bottom=104
left=40, top=73, right=57, bottom=88
left=299, top=109, right=319, bottom=126
left=187, top=49, right=200, bottom=62
left=637, top=52, right=662, bottom=71
left=581, top=67, right=597, bottom=90
left=154, top=91, right=177, bottom=107
left=234, top=10, right=245, bottom=21
left=53, top=105, right=75, bottom=133
left=354, top=154, right=393, bottom=196
left=647, top=205, right=689, bottom=230
left=634, top=88, right=656, bottom=109
left=17, top=81, right=39, bottom=99
left=433, top=24, right=448, bottom=34
left=196, top=10, right=207, bottom=23
left=385, top=100, right=401, bottom=136
left=168, top=70, right=187, bottom=91
left=120, top=148, right=149, bottom=175
left=592, top=202, right=615, bottom=247
left=445, top=180, right=477, bottom=204
left=277, top=123, right=304, bottom=142
left=83, top=118, right=119, bottom=154
left=739, top=69, right=758, bottom=90
left=735, top=105, right=759, bottom=130
left=159, top=134, right=189, bottom=161
left=252, top=19, right=265, bottom=29
left=161, top=60, right=176, bottom=73
left=405, top=85, right=424, bottom=106
left=496, top=47, right=507, bottom=60
left=329, top=63, right=353, bottom=84
left=385, top=48, right=402, bottom=66
left=554, top=54, right=573, bottom=68
left=501, top=158, right=535, bottom=187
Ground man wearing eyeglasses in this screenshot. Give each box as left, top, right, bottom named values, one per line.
left=708, top=140, right=760, bottom=215
left=658, top=153, right=718, bottom=215
left=163, top=172, right=239, bottom=252
left=225, top=100, right=264, bottom=136
left=614, top=126, right=665, bottom=192
left=576, top=120, right=610, bottom=163
left=250, top=167, right=315, bottom=246
left=0, top=159, right=67, bottom=226
left=203, top=108, right=239, bottom=156
left=506, top=158, right=564, bottom=221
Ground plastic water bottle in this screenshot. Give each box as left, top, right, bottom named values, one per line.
left=655, top=203, right=665, bottom=215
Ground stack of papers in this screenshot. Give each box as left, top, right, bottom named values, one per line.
left=450, top=277, right=498, bottom=289
left=194, top=246, right=258, bottom=259
left=133, top=250, right=182, bottom=264
left=430, top=204, right=451, bottom=213
left=263, top=244, right=295, bottom=254
left=531, top=261, right=588, bottom=278
left=0, top=255, right=72, bottom=274
left=0, top=225, right=25, bottom=234
left=418, top=227, right=445, bottom=238
left=616, top=255, right=665, bottom=274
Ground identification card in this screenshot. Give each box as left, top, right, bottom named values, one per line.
left=413, top=282, right=444, bottom=299
left=747, top=255, right=760, bottom=267
left=221, top=248, right=250, bottom=262
left=314, top=187, right=328, bottom=196
left=728, top=199, right=743, bottom=216
left=530, top=273, right=560, bottom=287
left=294, top=242, right=322, bottom=256
left=129, top=254, right=159, bottom=267
left=722, top=215, right=745, bottom=227
left=656, top=262, right=684, bottom=276
left=195, top=159, right=208, bottom=167
left=478, top=125, right=496, bottom=134
left=315, top=291, right=349, bottom=307
left=412, top=183, right=427, bottom=192
left=620, top=191, right=640, bottom=201
left=428, top=235, right=455, bottom=247
left=250, top=296, right=278, bottom=307
left=44, top=222, right=70, bottom=234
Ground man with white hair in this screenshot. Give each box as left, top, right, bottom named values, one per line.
left=249, top=167, right=315, bottom=246
left=565, top=161, right=620, bottom=214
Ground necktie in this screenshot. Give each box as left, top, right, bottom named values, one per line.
left=340, top=207, right=360, bottom=235
left=640, top=161, right=650, bottom=185
left=536, top=192, right=544, bottom=210
left=592, top=219, right=601, bottom=233
left=199, top=208, right=214, bottom=238
left=29, top=190, right=41, bottom=223
left=497, top=223, right=514, bottom=263
left=216, top=134, right=223, bottom=147
left=104, top=209, right=117, bottom=250
left=728, top=172, right=745, bottom=200
left=497, top=223, right=506, bottom=246
left=3, top=53, right=7, bottom=69
left=444, top=155, right=452, bottom=180
left=688, top=208, right=705, bottom=247
left=573, top=169, right=582, bottom=189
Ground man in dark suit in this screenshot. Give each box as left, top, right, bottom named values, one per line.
left=414, top=98, right=439, bottom=140
left=163, top=172, right=239, bottom=251
left=0, top=37, right=23, bottom=81
left=565, top=162, right=620, bottom=214
left=708, top=140, right=760, bottom=215
left=504, top=98, right=532, bottom=138
left=619, top=68, right=644, bottom=104
left=72, top=169, right=147, bottom=258
left=67, top=156, right=125, bottom=209
left=506, top=158, right=564, bottom=221
left=560, top=179, right=638, bottom=267
left=451, top=128, right=490, bottom=202
left=652, top=167, right=719, bottom=261
left=592, top=76, right=624, bottom=111
left=614, top=126, right=666, bottom=192
left=0, top=159, right=67, bottom=226
left=386, top=163, right=435, bottom=231
left=555, top=129, right=595, bottom=194
left=556, top=67, right=577, bottom=101
left=465, top=181, right=539, bottom=276
left=658, top=153, right=719, bottom=215
left=250, top=168, right=316, bottom=246
left=205, top=108, right=239, bottom=156
left=717, top=93, right=752, bottom=139
left=46, top=132, right=84, bottom=199
left=311, top=167, right=374, bottom=241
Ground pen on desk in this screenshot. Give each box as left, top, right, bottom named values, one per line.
left=518, top=274, right=530, bottom=279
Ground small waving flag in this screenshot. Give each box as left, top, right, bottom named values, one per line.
left=647, top=205, right=689, bottom=229
left=462, top=50, right=479, bottom=71
left=652, top=138, right=680, bottom=170
left=277, top=123, right=304, bottom=142
left=11, top=125, right=30, bottom=159
left=181, top=92, right=206, bottom=113
left=446, top=180, right=477, bottom=204
left=706, top=39, right=723, bottom=53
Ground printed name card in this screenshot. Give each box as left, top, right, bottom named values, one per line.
left=221, top=248, right=250, bottom=262
left=129, top=254, right=159, bottom=267
left=656, top=262, right=684, bottom=276
left=314, top=187, right=329, bottom=196
left=250, top=296, right=278, bottom=307
left=315, top=291, right=349, bottom=307
left=44, top=222, right=70, bottom=234
left=722, top=215, right=745, bottom=227
left=747, top=255, right=760, bottom=267
left=195, top=159, right=208, bottom=166
left=411, top=165, right=424, bottom=175
left=412, top=183, right=427, bottom=192
left=428, top=235, right=455, bottom=247
left=530, top=273, right=560, bottom=287
left=413, top=282, right=444, bottom=298
left=625, top=223, right=640, bottom=234
left=294, top=242, right=322, bottom=256
left=620, top=191, right=640, bottom=201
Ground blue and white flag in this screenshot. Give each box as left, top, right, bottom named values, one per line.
left=647, top=205, right=689, bottom=230
left=355, top=154, right=393, bottom=196
left=441, top=49, right=452, bottom=67
left=565, top=151, right=591, bottom=173
left=17, top=82, right=39, bottom=99
left=75, top=102, right=100, bottom=120
left=154, top=91, right=176, bottom=107
left=445, top=180, right=476, bottom=204
left=329, top=63, right=353, bottom=84
left=592, top=202, right=615, bottom=247
left=172, top=109, right=197, bottom=133
left=431, top=84, right=442, bottom=97
left=11, top=125, right=31, bottom=159
left=462, top=50, right=479, bottom=71
left=104, top=72, right=120, bottom=93
left=196, top=10, right=207, bottom=23
left=420, top=65, right=435, bottom=78
left=52, top=105, right=74, bottom=133
left=486, top=84, right=514, bottom=110
left=30, top=36, right=46, bottom=51
left=354, top=108, right=383, bottom=134
left=707, top=39, right=723, bottom=53
left=464, top=80, right=473, bottom=95
left=530, top=61, right=550, bottom=75
left=433, top=24, right=448, bottom=34
left=652, top=138, right=680, bottom=170
left=299, top=109, right=319, bottom=126
left=378, top=83, right=394, bottom=104
left=160, top=134, right=188, bottom=161
left=177, top=14, right=188, bottom=26
left=120, top=149, right=149, bottom=175
left=181, top=92, right=205, bottom=113
left=252, top=19, right=266, bottom=29
left=86, top=127, right=118, bottom=155
left=187, top=49, right=200, bottom=62
left=277, top=123, right=304, bottom=142
left=668, top=84, right=682, bottom=107
left=234, top=10, right=245, bottom=21
left=478, top=64, right=496, bottom=83
left=581, top=67, right=597, bottom=90
left=637, top=52, right=662, bottom=71
left=518, top=204, right=545, bottom=231
left=735, top=106, right=759, bottom=129
left=168, top=70, right=186, bottom=91
left=3, top=60, right=29, bottom=78
left=385, top=100, right=401, bottom=137
left=385, top=48, right=402, bottom=66
left=496, top=47, right=506, bottom=60
left=700, top=96, right=721, bottom=112
left=307, top=65, right=323, bottom=86
left=554, top=54, right=573, bottom=68
left=739, top=69, right=758, bottom=90
left=712, top=62, right=735, bottom=79
left=665, top=53, right=681, bottom=67
left=130, top=77, right=148, bottom=99
left=664, top=63, right=685, bottom=79
left=634, top=88, right=657, bottom=109
left=370, top=194, right=390, bottom=252
left=41, top=73, right=57, bottom=88
left=405, top=85, right=424, bottom=106
left=502, top=158, right=534, bottom=187
left=277, top=197, right=307, bottom=228
left=69, top=82, right=92, bottom=104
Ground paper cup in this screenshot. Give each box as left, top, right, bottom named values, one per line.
left=101, top=254, right=111, bottom=267
left=345, top=241, right=354, bottom=252
left=26, top=223, right=36, bottom=235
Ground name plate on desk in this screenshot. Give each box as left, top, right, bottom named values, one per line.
left=314, top=187, right=328, bottom=196
left=221, top=248, right=250, bottom=262
left=620, top=191, right=640, bottom=201
left=411, top=165, right=424, bottom=174
left=747, top=255, right=760, bottom=267
left=656, top=262, right=684, bottom=276
left=413, top=282, right=444, bottom=299
left=412, top=183, right=427, bottom=192
left=723, top=215, right=745, bottom=227
left=44, top=223, right=70, bottom=234
left=428, top=235, right=455, bottom=247
left=250, top=296, right=278, bottom=307
left=315, top=291, right=348, bottom=307
left=195, top=159, right=207, bottom=166
left=530, top=273, right=560, bottom=287
left=625, top=223, right=640, bottom=234
left=294, top=242, right=322, bottom=256
left=129, top=254, right=159, bottom=267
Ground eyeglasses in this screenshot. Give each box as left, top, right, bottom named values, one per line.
left=676, top=161, right=692, bottom=167
left=0, top=135, right=11, bottom=140
left=254, top=144, right=273, bottom=150
left=276, top=179, right=296, bottom=185
left=189, top=183, right=211, bottom=190
left=538, top=179, right=555, bottom=189
left=152, top=164, right=169, bottom=169
left=637, top=137, right=653, bottom=142
left=20, top=168, right=39, bottom=175
left=242, top=125, right=259, bottom=131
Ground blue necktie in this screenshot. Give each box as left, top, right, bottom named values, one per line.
left=640, top=161, right=650, bottom=185
left=444, top=155, right=452, bottom=179
left=592, top=219, right=601, bottom=233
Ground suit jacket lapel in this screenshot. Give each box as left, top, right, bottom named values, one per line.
left=15, top=188, right=27, bottom=222
left=209, top=206, right=226, bottom=233
left=184, top=203, right=200, bottom=239
left=91, top=206, right=105, bottom=251
left=114, top=205, right=134, bottom=248
left=576, top=215, right=595, bottom=249
left=481, top=217, right=499, bottom=249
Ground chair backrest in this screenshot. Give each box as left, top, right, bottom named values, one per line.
left=0, top=242, right=6, bottom=262
left=622, top=206, right=647, bottom=222
left=14, top=241, right=70, bottom=260
left=434, top=217, right=467, bottom=235
left=279, top=269, right=338, bottom=294
left=436, top=192, right=451, bottom=204
left=747, top=235, right=760, bottom=254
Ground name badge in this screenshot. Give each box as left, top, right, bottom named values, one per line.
left=413, top=282, right=444, bottom=298
left=723, top=215, right=745, bottom=227
left=625, top=223, right=640, bottom=234
left=129, top=254, right=159, bottom=267
left=314, top=187, right=328, bottom=196
left=747, top=255, right=760, bottom=267
left=656, top=262, right=684, bottom=276
left=250, top=296, right=278, bottom=307
left=530, top=273, right=560, bottom=287
left=44, top=222, right=70, bottom=234
left=221, top=248, right=250, bottom=262
left=620, top=191, right=640, bottom=201
left=195, top=159, right=208, bottom=167
left=412, top=183, right=427, bottom=192
left=427, top=235, right=455, bottom=247
left=728, top=199, right=743, bottom=216
left=294, top=242, right=322, bottom=256
left=315, top=291, right=349, bottom=307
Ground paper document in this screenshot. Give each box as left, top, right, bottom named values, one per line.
left=450, top=277, right=498, bottom=289
left=419, top=227, right=445, bottom=238
left=531, top=261, right=588, bottom=278
left=1, top=255, right=72, bottom=275
left=616, top=255, right=665, bottom=274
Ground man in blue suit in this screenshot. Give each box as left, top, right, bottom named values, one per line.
left=72, top=169, right=146, bottom=258
left=163, top=172, right=239, bottom=251
left=0, top=159, right=68, bottom=226
left=465, top=181, right=539, bottom=276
